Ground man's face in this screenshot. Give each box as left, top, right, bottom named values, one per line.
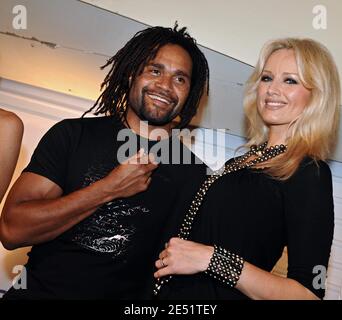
left=128, top=44, right=193, bottom=126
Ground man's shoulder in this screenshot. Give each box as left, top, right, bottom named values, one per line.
left=58, top=115, right=115, bottom=126
left=52, top=116, right=119, bottom=134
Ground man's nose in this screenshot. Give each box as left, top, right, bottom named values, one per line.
left=155, top=75, right=172, bottom=92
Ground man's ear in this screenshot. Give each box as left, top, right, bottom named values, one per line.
left=128, top=76, right=132, bottom=87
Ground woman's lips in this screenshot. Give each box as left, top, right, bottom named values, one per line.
left=265, top=100, right=287, bottom=109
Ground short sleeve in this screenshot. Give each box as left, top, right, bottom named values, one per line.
left=23, top=120, right=73, bottom=190
left=282, top=160, right=334, bottom=299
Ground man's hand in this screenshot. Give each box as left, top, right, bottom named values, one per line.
left=103, top=149, right=158, bottom=199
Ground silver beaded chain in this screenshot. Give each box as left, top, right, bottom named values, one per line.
left=153, top=142, right=287, bottom=296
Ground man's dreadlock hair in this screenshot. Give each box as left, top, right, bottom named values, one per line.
left=83, top=22, right=209, bottom=129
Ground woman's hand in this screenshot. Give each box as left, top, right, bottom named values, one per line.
left=154, top=237, right=214, bottom=278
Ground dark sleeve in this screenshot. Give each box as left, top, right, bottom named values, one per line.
left=282, top=160, right=334, bottom=299
left=23, top=119, right=74, bottom=190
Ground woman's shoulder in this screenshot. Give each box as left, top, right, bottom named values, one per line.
left=0, top=109, right=23, bottom=133
left=286, top=156, right=332, bottom=186
left=0, top=109, right=22, bottom=121
left=297, top=156, right=331, bottom=174
left=221, top=151, right=332, bottom=178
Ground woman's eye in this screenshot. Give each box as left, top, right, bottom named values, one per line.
left=261, top=75, right=272, bottom=82
left=285, top=78, right=298, bottom=84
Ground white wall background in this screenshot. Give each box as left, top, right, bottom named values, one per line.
left=82, top=0, right=342, bottom=87
left=1, top=0, right=341, bottom=160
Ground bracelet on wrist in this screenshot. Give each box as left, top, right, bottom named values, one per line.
left=205, top=244, right=244, bottom=288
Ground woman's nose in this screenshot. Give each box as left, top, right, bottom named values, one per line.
left=267, top=80, right=281, bottom=95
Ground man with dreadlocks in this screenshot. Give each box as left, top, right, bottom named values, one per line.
left=1, top=24, right=209, bottom=299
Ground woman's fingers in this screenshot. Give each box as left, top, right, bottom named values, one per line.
left=155, top=239, right=214, bottom=277
left=154, top=265, right=172, bottom=278
left=155, top=258, right=166, bottom=269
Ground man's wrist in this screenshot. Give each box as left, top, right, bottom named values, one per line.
left=92, top=177, right=120, bottom=204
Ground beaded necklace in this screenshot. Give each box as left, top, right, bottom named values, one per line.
left=154, top=142, right=287, bottom=296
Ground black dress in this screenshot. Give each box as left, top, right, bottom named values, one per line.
left=157, top=157, right=334, bottom=300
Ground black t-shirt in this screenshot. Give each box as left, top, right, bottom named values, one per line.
left=158, top=157, right=334, bottom=300
left=4, top=116, right=207, bottom=299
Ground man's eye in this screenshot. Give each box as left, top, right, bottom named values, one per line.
left=175, top=77, right=185, bottom=83
left=285, top=78, right=298, bottom=84
left=151, top=69, right=160, bottom=75
left=261, top=75, right=272, bottom=82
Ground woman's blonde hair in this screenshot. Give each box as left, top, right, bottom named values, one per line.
left=244, top=38, right=341, bottom=179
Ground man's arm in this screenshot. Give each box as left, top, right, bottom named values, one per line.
left=0, top=151, right=157, bottom=250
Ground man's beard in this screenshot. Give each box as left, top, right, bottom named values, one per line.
left=139, top=104, right=175, bottom=125
left=137, top=91, right=180, bottom=126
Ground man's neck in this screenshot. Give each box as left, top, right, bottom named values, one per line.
left=126, top=108, right=173, bottom=141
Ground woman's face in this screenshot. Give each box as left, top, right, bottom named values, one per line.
left=257, top=49, right=311, bottom=134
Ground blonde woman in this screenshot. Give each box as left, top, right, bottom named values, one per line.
left=154, top=38, right=340, bottom=300
left=0, top=109, right=23, bottom=203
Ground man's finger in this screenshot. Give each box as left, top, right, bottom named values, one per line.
left=123, top=149, right=144, bottom=164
